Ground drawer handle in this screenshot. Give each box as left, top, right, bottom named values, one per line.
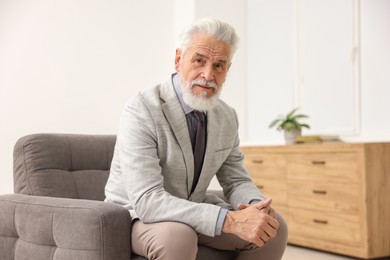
left=257, top=185, right=264, bottom=189
left=252, top=160, right=264, bottom=164
left=313, top=219, right=328, bottom=225
left=312, top=190, right=327, bottom=195
left=312, top=160, right=326, bottom=165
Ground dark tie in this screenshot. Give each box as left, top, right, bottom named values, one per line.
left=191, top=111, right=206, bottom=193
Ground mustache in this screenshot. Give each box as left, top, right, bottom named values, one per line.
left=191, top=78, right=218, bottom=89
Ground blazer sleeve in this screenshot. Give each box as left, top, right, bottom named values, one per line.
left=117, top=95, right=221, bottom=237
left=216, top=109, right=266, bottom=210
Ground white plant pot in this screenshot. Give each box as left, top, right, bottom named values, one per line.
left=284, top=129, right=301, bottom=145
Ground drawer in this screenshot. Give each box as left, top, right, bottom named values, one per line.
left=244, top=153, right=286, bottom=179
left=251, top=178, right=287, bottom=205
left=287, top=153, right=360, bottom=183
left=287, top=180, right=359, bottom=214
left=288, top=208, right=362, bottom=247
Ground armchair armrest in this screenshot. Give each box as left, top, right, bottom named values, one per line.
left=0, top=194, right=131, bottom=260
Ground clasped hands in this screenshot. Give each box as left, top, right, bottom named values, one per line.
left=222, top=198, right=279, bottom=247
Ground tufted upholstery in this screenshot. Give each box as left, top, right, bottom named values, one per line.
left=0, top=133, right=237, bottom=260
left=0, top=194, right=130, bottom=260
left=13, top=134, right=115, bottom=200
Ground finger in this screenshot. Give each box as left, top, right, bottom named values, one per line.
left=255, top=226, right=273, bottom=244
left=260, top=206, right=276, bottom=218
left=268, top=208, right=276, bottom=218
left=254, top=198, right=272, bottom=210
left=237, top=203, right=250, bottom=210
left=259, top=230, right=271, bottom=243
left=260, top=206, right=271, bottom=215
left=268, top=217, right=280, bottom=230
left=263, top=223, right=278, bottom=238
left=250, top=234, right=265, bottom=247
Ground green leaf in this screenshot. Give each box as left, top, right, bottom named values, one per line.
left=282, top=121, right=296, bottom=131
left=286, top=108, right=299, bottom=120
left=269, top=118, right=282, bottom=128
left=292, top=114, right=309, bottom=120
left=300, top=123, right=310, bottom=129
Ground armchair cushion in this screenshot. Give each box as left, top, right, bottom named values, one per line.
left=0, top=194, right=131, bottom=260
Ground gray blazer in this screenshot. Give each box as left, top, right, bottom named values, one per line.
left=105, top=77, right=263, bottom=236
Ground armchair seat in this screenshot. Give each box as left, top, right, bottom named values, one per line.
left=0, top=194, right=130, bottom=260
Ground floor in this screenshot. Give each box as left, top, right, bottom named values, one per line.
left=283, top=245, right=390, bottom=260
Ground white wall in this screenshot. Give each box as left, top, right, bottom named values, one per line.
left=247, top=0, right=296, bottom=145
left=0, top=0, right=176, bottom=194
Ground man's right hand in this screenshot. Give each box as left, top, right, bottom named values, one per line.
left=221, top=198, right=280, bottom=247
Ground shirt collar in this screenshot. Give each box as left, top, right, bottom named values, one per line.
left=172, top=73, right=194, bottom=115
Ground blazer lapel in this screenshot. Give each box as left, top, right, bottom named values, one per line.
left=160, top=80, right=194, bottom=196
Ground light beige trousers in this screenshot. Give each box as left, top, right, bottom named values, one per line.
left=131, top=213, right=288, bottom=260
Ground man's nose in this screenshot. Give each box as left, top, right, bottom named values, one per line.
left=200, top=64, right=214, bottom=81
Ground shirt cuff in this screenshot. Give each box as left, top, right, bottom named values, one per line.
left=214, top=208, right=229, bottom=236
left=249, top=199, right=262, bottom=204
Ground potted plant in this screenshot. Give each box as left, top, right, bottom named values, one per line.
left=269, top=108, right=310, bottom=144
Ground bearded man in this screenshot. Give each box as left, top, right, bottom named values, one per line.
left=105, top=17, right=288, bottom=260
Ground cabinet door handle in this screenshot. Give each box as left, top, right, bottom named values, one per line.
left=257, top=185, right=264, bottom=189
left=313, top=219, right=328, bottom=225
left=312, top=160, right=326, bottom=165
left=312, top=190, right=327, bottom=195
left=252, top=160, right=263, bottom=164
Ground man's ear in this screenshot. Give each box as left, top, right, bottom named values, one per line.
left=174, top=48, right=181, bottom=72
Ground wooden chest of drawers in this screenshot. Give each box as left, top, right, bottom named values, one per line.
left=241, top=143, right=390, bottom=259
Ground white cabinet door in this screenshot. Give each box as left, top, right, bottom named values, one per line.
left=296, top=0, right=360, bottom=135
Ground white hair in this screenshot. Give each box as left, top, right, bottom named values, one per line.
left=178, top=17, right=239, bottom=60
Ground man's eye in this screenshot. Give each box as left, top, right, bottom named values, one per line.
left=214, top=63, right=225, bottom=72
left=193, top=59, right=205, bottom=68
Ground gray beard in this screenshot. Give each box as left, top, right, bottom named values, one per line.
left=179, top=76, right=221, bottom=112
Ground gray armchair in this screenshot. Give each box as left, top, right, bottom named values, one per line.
left=0, top=133, right=236, bottom=260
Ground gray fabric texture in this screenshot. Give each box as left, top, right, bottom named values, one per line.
left=0, top=133, right=237, bottom=259
left=13, top=133, right=115, bottom=200
left=0, top=194, right=131, bottom=260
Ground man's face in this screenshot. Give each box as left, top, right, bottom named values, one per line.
left=175, top=33, right=231, bottom=99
